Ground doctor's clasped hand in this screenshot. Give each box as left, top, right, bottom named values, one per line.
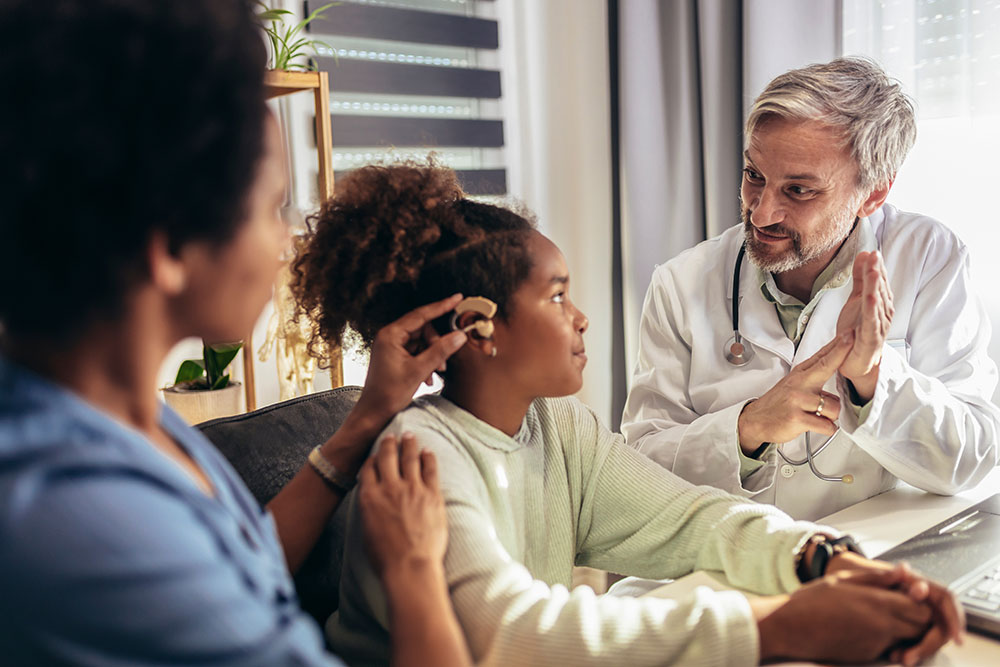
left=835, top=250, right=895, bottom=403
left=737, top=331, right=852, bottom=455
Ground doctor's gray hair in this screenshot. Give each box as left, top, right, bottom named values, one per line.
left=746, top=56, right=916, bottom=191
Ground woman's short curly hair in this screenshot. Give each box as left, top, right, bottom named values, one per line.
left=291, top=163, right=536, bottom=365
left=0, top=0, right=266, bottom=341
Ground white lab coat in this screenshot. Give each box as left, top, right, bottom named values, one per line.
left=622, top=204, right=1000, bottom=520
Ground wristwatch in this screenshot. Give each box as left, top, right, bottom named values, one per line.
left=796, top=534, right=866, bottom=582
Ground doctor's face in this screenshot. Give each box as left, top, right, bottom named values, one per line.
left=740, top=117, right=864, bottom=274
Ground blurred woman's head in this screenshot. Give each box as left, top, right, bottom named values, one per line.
left=292, top=163, right=589, bottom=400
left=0, top=0, right=270, bottom=345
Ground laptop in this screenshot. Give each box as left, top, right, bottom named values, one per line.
left=878, top=493, right=1000, bottom=637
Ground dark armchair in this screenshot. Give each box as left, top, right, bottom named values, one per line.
left=197, top=385, right=362, bottom=626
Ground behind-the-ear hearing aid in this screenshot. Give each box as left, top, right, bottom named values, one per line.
left=450, top=296, right=497, bottom=339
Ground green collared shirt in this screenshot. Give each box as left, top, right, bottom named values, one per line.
left=738, top=219, right=877, bottom=477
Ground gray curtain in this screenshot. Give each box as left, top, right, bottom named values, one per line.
left=615, top=0, right=744, bottom=422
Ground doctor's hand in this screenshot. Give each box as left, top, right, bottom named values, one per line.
left=752, top=567, right=941, bottom=665
left=737, top=331, right=854, bottom=456
left=836, top=251, right=895, bottom=403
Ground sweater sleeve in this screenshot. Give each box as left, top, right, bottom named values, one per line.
left=569, top=401, right=818, bottom=595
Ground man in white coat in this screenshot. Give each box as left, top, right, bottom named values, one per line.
left=621, top=57, right=1000, bottom=521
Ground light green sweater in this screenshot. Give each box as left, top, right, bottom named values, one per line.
left=328, top=395, right=822, bottom=666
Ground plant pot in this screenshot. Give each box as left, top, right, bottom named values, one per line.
left=161, top=382, right=243, bottom=425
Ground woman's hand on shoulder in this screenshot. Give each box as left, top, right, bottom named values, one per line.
left=358, top=432, right=448, bottom=580
left=354, top=294, right=468, bottom=431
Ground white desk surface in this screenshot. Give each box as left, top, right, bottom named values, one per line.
left=643, top=467, right=1000, bottom=666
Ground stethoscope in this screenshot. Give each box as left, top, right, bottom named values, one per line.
left=725, top=243, right=853, bottom=484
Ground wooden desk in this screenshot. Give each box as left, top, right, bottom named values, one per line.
left=643, top=468, right=1000, bottom=666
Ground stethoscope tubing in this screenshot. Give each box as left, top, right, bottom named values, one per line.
left=776, top=431, right=849, bottom=483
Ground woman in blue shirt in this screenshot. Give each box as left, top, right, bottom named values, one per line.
left=0, top=1, right=470, bottom=665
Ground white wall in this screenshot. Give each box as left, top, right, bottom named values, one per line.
left=498, top=0, right=614, bottom=426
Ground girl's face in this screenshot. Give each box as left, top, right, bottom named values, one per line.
left=492, top=231, right=589, bottom=398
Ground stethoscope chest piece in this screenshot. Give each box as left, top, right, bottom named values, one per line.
left=725, top=244, right=755, bottom=366
left=724, top=332, right=754, bottom=366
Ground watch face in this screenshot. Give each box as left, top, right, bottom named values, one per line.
left=811, top=541, right=834, bottom=580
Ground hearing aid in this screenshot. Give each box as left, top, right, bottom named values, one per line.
left=450, top=296, right=497, bottom=339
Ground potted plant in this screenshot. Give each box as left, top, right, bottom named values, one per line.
left=162, top=342, right=244, bottom=424
left=257, top=1, right=335, bottom=71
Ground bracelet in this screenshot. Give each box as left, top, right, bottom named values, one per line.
left=307, top=445, right=357, bottom=495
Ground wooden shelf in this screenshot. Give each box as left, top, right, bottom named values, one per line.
left=265, top=69, right=324, bottom=97
left=241, top=69, right=341, bottom=412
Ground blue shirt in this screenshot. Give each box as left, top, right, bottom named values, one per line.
left=0, top=357, right=343, bottom=666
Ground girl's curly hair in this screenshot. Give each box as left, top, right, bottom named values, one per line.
left=290, top=163, right=536, bottom=365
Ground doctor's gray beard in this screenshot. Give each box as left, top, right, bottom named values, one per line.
left=740, top=202, right=856, bottom=274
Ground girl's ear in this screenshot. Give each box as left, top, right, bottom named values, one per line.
left=451, top=295, right=497, bottom=339
left=454, top=311, right=496, bottom=358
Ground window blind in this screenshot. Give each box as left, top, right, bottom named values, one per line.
left=306, top=0, right=507, bottom=195
left=843, top=0, right=1000, bottom=119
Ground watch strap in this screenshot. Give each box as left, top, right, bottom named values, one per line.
left=798, top=534, right=866, bottom=583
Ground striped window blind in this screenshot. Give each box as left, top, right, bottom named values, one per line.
left=306, top=0, right=506, bottom=195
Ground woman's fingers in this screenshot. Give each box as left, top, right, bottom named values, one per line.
left=387, top=293, right=464, bottom=342
left=374, top=434, right=401, bottom=484
left=398, top=433, right=421, bottom=482
left=414, top=330, right=467, bottom=378
left=420, top=449, right=439, bottom=489
left=358, top=456, right=377, bottom=487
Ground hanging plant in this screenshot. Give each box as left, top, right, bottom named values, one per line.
left=256, top=2, right=336, bottom=71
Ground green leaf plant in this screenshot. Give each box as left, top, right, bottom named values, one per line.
left=173, top=342, right=244, bottom=391
left=256, top=2, right=336, bottom=71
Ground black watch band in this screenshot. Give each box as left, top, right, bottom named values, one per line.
left=800, top=535, right=866, bottom=583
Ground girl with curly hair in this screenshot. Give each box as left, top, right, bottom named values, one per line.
left=293, top=164, right=962, bottom=667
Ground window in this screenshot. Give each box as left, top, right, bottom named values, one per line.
left=294, top=0, right=507, bottom=206
left=843, top=0, right=1000, bottom=401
